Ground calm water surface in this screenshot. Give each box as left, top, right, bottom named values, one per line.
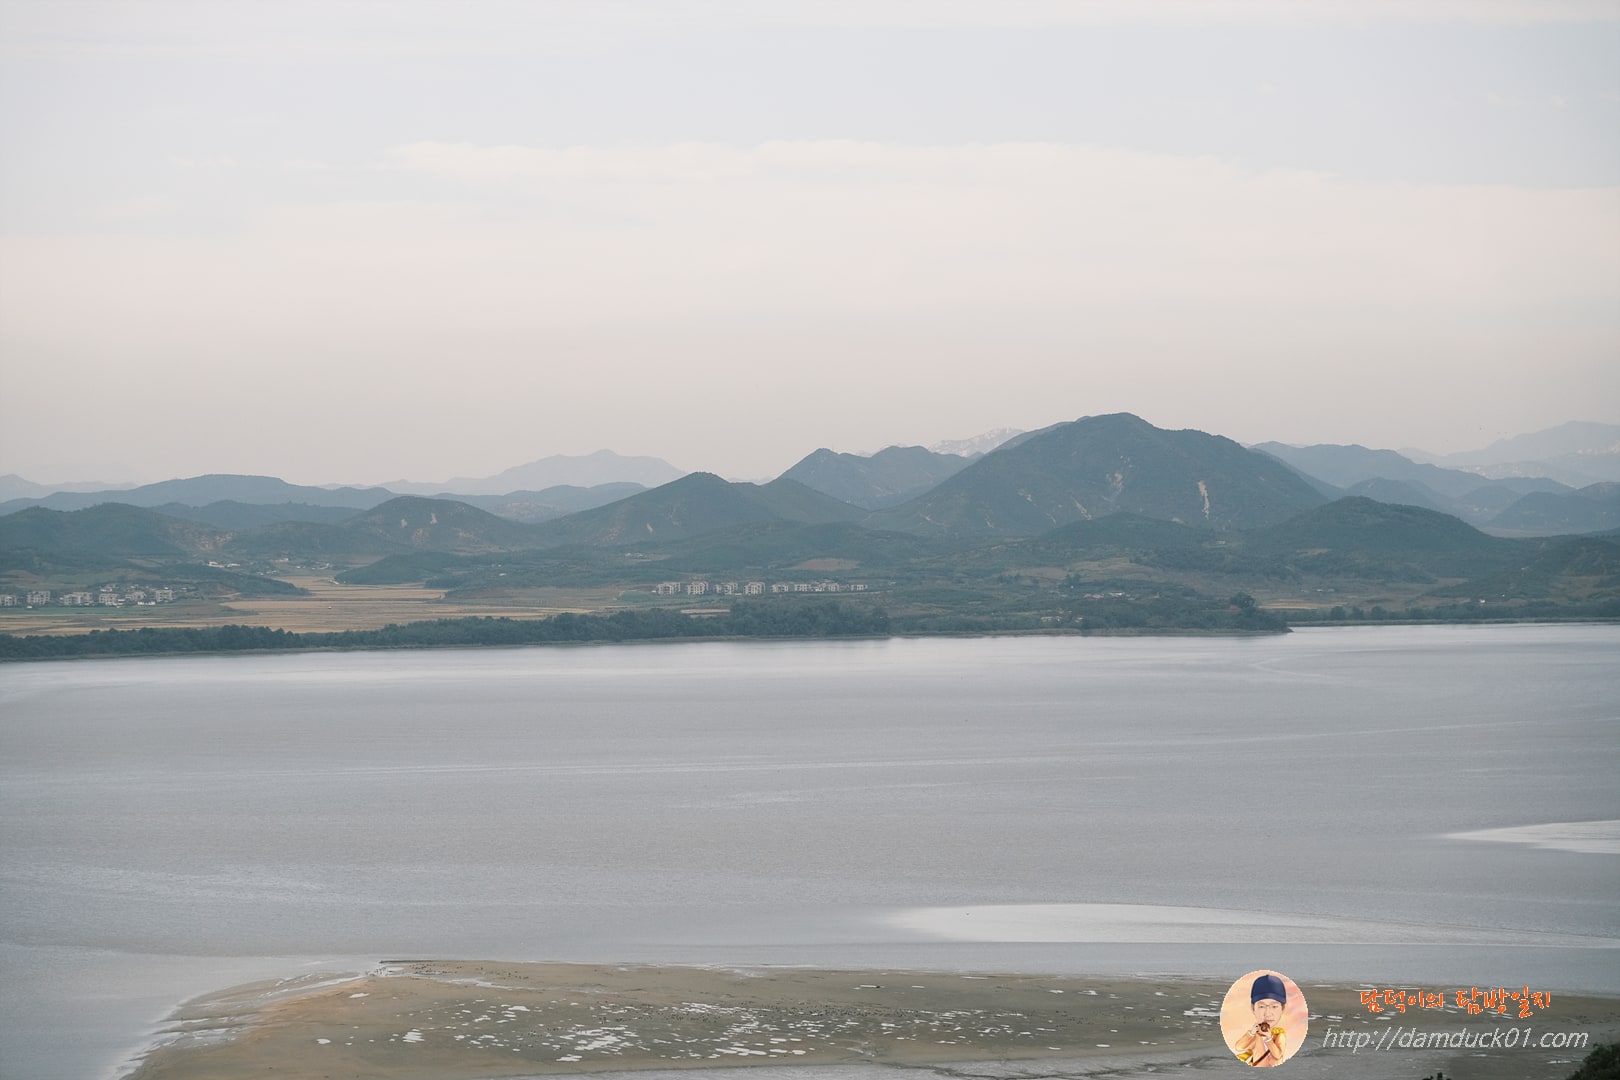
left=1, top=625, right=1616, bottom=1080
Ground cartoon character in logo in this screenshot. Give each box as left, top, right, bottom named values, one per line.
left=1234, top=972, right=1289, bottom=1067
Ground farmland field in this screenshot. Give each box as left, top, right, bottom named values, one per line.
left=0, top=576, right=627, bottom=636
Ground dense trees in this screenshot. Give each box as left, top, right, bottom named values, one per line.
left=0, top=600, right=892, bottom=660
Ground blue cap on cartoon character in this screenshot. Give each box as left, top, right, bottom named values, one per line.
left=1251, top=974, right=1287, bottom=1005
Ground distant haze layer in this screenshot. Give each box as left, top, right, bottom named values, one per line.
left=1, top=3, right=1615, bottom=484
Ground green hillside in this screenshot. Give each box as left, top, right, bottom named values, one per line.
left=334, top=550, right=471, bottom=585
left=525, top=473, right=776, bottom=546
left=1451, top=484, right=1529, bottom=521
left=1028, top=513, right=1213, bottom=552
left=145, top=563, right=307, bottom=597
left=1341, top=477, right=1452, bottom=514
left=1490, top=484, right=1620, bottom=534
left=340, top=496, right=545, bottom=552
left=154, top=501, right=361, bottom=530
left=0, top=504, right=311, bottom=599
left=221, top=496, right=546, bottom=558
left=221, top=520, right=396, bottom=559
left=1428, top=536, right=1620, bottom=602
left=524, top=473, right=865, bottom=548
left=1247, top=497, right=1519, bottom=579
left=939, top=512, right=1287, bottom=587
left=656, top=520, right=943, bottom=574
left=0, top=503, right=227, bottom=557
left=870, top=413, right=1326, bottom=538
left=747, top=478, right=872, bottom=524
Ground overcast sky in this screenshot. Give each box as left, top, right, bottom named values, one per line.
left=2, top=0, right=1617, bottom=485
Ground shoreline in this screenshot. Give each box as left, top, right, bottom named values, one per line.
left=7, top=616, right=1620, bottom=663
left=121, top=960, right=1620, bottom=1080
left=0, top=623, right=1283, bottom=664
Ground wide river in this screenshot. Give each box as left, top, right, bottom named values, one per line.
left=1, top=625, right=1617, bottom=1080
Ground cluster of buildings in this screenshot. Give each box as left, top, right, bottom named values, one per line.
left=1, top=587, right=178, bottom=608
left=653, top=580, right=870, bottom=597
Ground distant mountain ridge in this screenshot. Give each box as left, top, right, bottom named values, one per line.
left=1415, top=421, right=1620, bottom=466
left=1251, top=442, right=1523, bottom=501
left=0, top=474, right=398, bottom=516
left=221, top=496, right=550, bottom=558
left=384, top=450, right=685, bottom=496
left=4, top=419, right=1610, bottom=568
left=1489, top=483, right=1620, bottom=534
left=928, top=428, right=1023, bottom=457
left=0, top=474, right=136, bottom=502
left=9, top=410, right=1619, bottom=628
left=414, top=483, right=647, bottom=524
left=1251, top=442, right=1591, bottom=529
left=10, top=422, right=1605, bottom=524
left=780, top=445, right=974, bottom=509
left=1403, top=421, right=1620, bottom=487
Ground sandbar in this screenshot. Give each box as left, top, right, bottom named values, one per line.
left=123, top=961, right=1620, bottom=1080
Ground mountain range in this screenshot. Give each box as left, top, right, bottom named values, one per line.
left=0, top=475, right=136, bottom=502
left=520, top=474, right=865, bottom=548
left=867, top=413, right=1327, bottom=537
left=1401, top=421, right=1620, bottom=487
left=0, top=475, right=399, bottom=515
left=5, top=413, right=1618, bottom=630
left=9, top=414, right=1619, bottom=551
left=926, top=428, right=1023, bottom=457
left=0, top=476, right=647, bottom=525
left=9, top=420, right=1615, bottom=535
left=377, top=450, right=686, bottom=497
left=1249, top=442, right=1591, bottom=531
left=780, top=445, right=976, bottom=509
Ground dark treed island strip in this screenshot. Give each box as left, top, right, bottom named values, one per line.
left=0, top=595, right=1306, bottom=660
left=13, top=593, right=1620, bottom=660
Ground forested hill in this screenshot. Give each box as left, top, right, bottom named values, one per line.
left=868, top=413, right=1326, bottom=538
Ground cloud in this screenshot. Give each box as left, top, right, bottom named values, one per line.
left=702, top=0, right=1620, bottom=26
left=2, top=139, right=1615, bottom=478
left=8, top=139, right=1617, bottom=346
left=381, top=139, right=1618, bottom=315
left=2, top=0, right=1612, bottom=62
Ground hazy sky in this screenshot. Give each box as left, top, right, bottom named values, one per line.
left=2, top=1, right=1617, bottom=485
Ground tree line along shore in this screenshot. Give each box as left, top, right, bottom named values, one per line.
left=8, top=592, right=1620, bottom=661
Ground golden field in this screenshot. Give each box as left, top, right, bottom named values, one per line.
left=0, top=576, right=628, bottom=636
